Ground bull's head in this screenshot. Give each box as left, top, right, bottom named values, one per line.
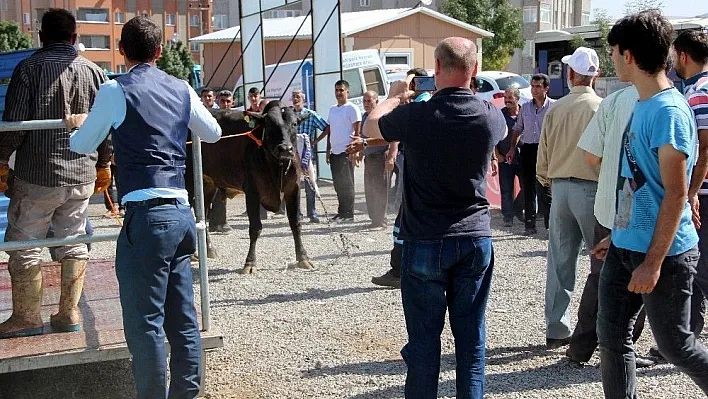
left=245, top=101, right=308, bottom=164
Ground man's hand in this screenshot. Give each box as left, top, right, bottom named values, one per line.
left=325, top=152, right=330, bottom=165
left=65, top=114, right=88, bottom=130
left=0, top=163, right=9, bottom=192
left=94, top=167, right=111, bottom=194
left=690, top=194, right=701, bottom=229
left=591, top=236, right=611, bottom=261
left=505, top=149, right=515, bottom=164
left=349, top=151, right=363, bottom=167
left=347, top=135, right=364, bottom=154
left=388, top=79, right=416, bottom=103
left=628, top=261, right=662, bottom=294
left=490, top=159, right=498, bottom=177
left=384, top=150, right=396, bottom=174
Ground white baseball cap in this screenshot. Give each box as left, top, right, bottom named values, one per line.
left=561, top=47, right=600, bottom=77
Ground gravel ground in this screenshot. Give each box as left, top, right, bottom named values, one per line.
left=0, top=168, right=704, bottom=398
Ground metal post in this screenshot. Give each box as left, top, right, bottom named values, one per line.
left=191, top=136, right=211, bottom=332
left=0, top=120, right=66, bottom=132
left=0, top=233, right=119, bottom=252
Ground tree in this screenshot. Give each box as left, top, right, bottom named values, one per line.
left=156, top=41, right=194, bottom=82
left=624, top=0, right=664, bottom=15
left=592, top=9, right=615, bottom=77
left=441, top=0, right=524, bottom=70
left=0, top=21, right=32, bottom=53
left=570, top=35, right=587, bottom=51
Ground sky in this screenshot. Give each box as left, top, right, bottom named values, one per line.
left=591, top=0, right=708, bottom=19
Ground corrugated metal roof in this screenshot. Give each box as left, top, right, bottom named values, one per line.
left=190, top=7, right=494, bottom=43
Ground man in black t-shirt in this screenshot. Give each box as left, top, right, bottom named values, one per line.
left=363, top=37, right=506, bottom=398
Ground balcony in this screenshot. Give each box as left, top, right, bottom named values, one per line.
left=77, top=8, right=109, bottom=23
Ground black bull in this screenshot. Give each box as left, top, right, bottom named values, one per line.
left=185, top=101, right=314, bottom=274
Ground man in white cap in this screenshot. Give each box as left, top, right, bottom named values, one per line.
left=537, top=46, right=603, bottom=349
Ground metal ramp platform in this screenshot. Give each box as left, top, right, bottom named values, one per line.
left=0, top=259, right=223, bottom=374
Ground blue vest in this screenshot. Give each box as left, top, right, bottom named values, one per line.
left=112, top=64, right=191, bottom=199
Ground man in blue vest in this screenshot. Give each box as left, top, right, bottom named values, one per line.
left=66, top=16, right=222, bottom=398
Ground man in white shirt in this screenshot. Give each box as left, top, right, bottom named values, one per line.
left=326, top=80, right=361, bottom=222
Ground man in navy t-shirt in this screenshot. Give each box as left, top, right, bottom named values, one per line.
left=363, top=37, right=506, bottom=399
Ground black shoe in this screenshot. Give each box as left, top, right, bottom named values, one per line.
left=210, top=224, right=232, bottom=234
left=524, top=226, right=537, bottom=235
left=371, top=270, right=401, bottom=288
left=309, top=217, right=321, bottom=224
left=635, top=356, right=657, bottom=368
left=546, top=337, right=571, bottom=350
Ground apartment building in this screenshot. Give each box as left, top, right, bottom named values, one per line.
left=509, top=0, right=591, bottom=75
left=0, top=0, right=211, bottom=73
left=211, top=0, right=438, bottom=30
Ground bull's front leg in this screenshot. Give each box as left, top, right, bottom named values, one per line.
left=243, top=187, right=262, bottom=274
left=285, top=186, right=313, bottom=270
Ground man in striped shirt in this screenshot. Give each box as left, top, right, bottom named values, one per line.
left=673, top=29, right=708, bottom=347
left=0, top=8, right=111, bottom=339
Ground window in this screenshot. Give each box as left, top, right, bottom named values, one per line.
left=342, top=68, right=364, bottom=98
left=581, top=11, right=591, bottom=25
left=363, top=68, right=385, bottom=95
left=213, top=14, right=227, bottom=29
left=495, top=75, right=530, bottom=90
left=115, top=12, right=125, bottom=23
left=190, top=14, right=200, bottom=26
left=523, top=6, right=537, bottom=23
left=270, top=10, right=301, bottom=18
left=77, top=8, right=109, bottom=22
left=0, top=0, right=8, bottom=12
left=190, top=41, right=200, bottom=52
left=540, top=4, right=552, bottom=24
left=384, top=54, right=411, bottom=67
left=94, top=62, right=110, bottom=72
left=116, top=64, right=127, bottom=73
left=79, top=35, right=110, bottom=49
left=360, top=0, right=371, bottom=6
left=23, top=12, right=30, bottom=25
left=476, top=78, right=494, bottom=93
left=166, top=14, right=175, bottom=25
left=115, top=38, right=120, bottom=50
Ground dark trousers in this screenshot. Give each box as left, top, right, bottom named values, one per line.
left=498, top=161, right=523, bottom=222
left=519, top=143, right=551, bottom=228
left=364, top=152, right=388, bottom=225
left=690, top=195, right=708, bottom=336
left=209, top=188, right=227, bottom=228
left=598, top=244, right=708, bottom=397
left=401, top=236, right=493, bottom=399
left=116, top=203, right=202, bottom=399
left=330, top=153, right=355, bottom=218
left=567, top=219, right=647, bottom=362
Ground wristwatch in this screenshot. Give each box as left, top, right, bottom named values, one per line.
left=362, top=138, right=368, bottom=148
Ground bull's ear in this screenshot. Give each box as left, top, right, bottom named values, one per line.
left=296, top=112, right=311, bottom=125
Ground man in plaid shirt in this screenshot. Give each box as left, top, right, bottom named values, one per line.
left=291, top=90, right=329, bottom=223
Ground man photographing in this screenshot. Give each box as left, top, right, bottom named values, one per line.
left=363, top=37, right=506, bottom=398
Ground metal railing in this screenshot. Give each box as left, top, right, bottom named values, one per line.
left=0, top=119, right=212, bottom=331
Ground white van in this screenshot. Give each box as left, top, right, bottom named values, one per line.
left=232, top=49, right=389, bottom=112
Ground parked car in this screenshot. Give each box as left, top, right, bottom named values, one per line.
left=475, top=71, right=532, bottom=104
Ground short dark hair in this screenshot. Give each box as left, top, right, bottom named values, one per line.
left=335, top=80, right=349, bottom=89
left=407, top=68, right=428, bottom=77
left=200, top=87, right=213, bottom=95
left=674, top=30, right=708, bottom=66
left=531, top=74, right=550, bottom=87
left=219, top=90, right=233, bottom=98
left=120, top=16, right=162, bottom=63
left=607, top=10, right=674, bottom=75
left=40, top=8, right=76, bottom=43
left=248, top=87, right=260, bottom=95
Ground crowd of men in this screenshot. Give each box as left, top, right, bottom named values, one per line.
left=2, top=5, right=708, bottom=399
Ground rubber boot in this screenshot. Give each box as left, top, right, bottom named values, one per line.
left=0, top=264, right=44, bottom=339
left=50, top=258, right=87, bottom=333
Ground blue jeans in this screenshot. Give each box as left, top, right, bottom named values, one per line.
left=301, top=178, right=318, bottom=219
left=401, top=236, right=494, bottom=399
left=116, top=202, right=202, bottom=399
left=598, top=244, right=708, bottom=398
